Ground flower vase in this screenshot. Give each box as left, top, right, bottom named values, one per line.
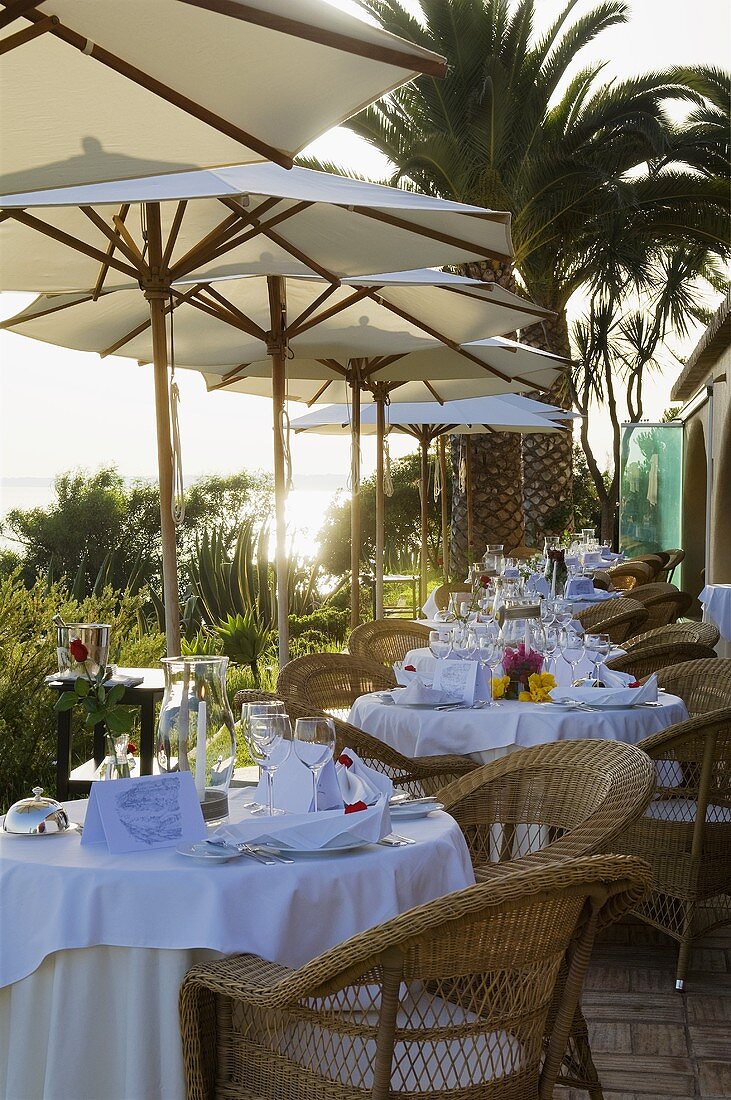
left=96, top=729, right=132, bottom=780
left=505, top=679, right=527, bottom=701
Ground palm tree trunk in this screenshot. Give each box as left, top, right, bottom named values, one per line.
left=518, top=312, right=574, bottom=545
left=449, top=260, right=525, bottom=577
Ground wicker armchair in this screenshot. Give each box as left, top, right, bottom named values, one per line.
left=624, top=620, right=720, bottom=651
left=180, top=856, right=651, bottom=1100
left=654, top=659, right=731, bottom=716
left=606, top=642, right=718, bottom=680
left=276, top=653, right=396, bottom=716
left=432, top=582, right=472, bottom=612
left=628, top=587, right=693, bottom=630
left=437, top=739, right=655, bottom=1098
left=604, top=561, right=655, bottom=591
left=631, top=554, right=665, bottom=579
left=612, top=709, right=731, bottom=987
left=235, top=690, right=476, bottom=796
left=349, top=619, right=431, bottom=666
left=657, top=548, right=685, bottom=584
left=575, top=597, right=649, bottom=643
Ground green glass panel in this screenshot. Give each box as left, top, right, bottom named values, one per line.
left=619, top=423, right=683, bottom=555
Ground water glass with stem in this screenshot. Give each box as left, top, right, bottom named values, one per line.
left=560, top=630, right=586, bottom=686
left=294, top=716, right=336, bottom=813
left=585, top=633, right=612, bottom=682
left=477, top=629, right=505, bottom=707
left=246, top=713, right=292, bottom=817
left=241, top=700, right=286, bottom=811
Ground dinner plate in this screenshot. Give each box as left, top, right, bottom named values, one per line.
left=176, top=842, right=240, bottom=862
left=260, top=838, right=371, bottom=858
left=390, top=802, right=443, bottom=819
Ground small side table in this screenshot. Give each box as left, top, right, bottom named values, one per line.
left=46, top=667, right=165, bottom=800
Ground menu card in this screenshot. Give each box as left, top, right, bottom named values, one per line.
left=432, top=659, right=478, bottom=704
left=565, top=576, right=595, bottom=599
left=81, top=772, right=206, bottom=853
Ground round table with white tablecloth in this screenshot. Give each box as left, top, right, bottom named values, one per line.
left=0, top=789, right=473, bottom=1100
left=348, top=693, right=688, bottom=766
left=401, top=646, right=624, bottom=693
left=700, top=584, right=731, bottom=657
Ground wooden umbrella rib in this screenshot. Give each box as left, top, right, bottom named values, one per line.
left=99, top=288, right=197, bottom=357
left=168, top=211, right=241, bottom=279
left=443, top=284, right=554, bottom=320
left=3, top=209, right=140, bottom=279
left=197, top=284, right=267, bottom=340
left=93, top=203, right=130, bottom=300
left=80, top=206, right=148, bottom=272
left=161, top=201, right=189, bottom=269
left=287, top=285, right=376, bottom=338
left=422, top=379, right=446, bottom=404
left=362, top=352, right=406, bottom=378
left=8, top=6, right=294, bottom=167
left=216, top=197, right=340, bottom=283
left=316, top=358, right=348, bottom=376
left=363, top=290, right=517, bottom=385
left=175, top=0, right=447, bottom=78
left=0, top=14, right=56, bottom=53
left=0, top=0, right=41, bottom=29
left=307, top=379, right=334, bottom=406
left=194, top=200, right=314, bottom=270
left=287, top=283, right=339, bottom=333
left=179, top=288, right=263, bottom=338
left=349, top=206, right=510, bottom=263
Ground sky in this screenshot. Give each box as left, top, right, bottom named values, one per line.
left=0, top=0, right=728, bottom=551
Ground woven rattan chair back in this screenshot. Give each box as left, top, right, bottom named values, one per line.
left=606, top=642, right=718, bottom=680
left=575, top=597, right=649, bottom=642
left=438, top=739, right=655, bottom=872
left=605, top=561, right=654, bottom=591
left=179, top=856, right=651, bottom=1100
left=432, top=581, right=473, bottom=612
left=654, top=659, right=731, bottom=716
left=349, top=619, right=431, bottom=666
left=631, top=554, right=665, bottom=579
left=276, top=653, right=396, bottom=715
left=656, top=548, right=685, bottom=583
left=631, top=589, right=693, bottom=630
left=625, top=621, right=721, bottom=651
left=235, top=689, right=476, bottom=796
left=612, top=708, right=731, bottom=985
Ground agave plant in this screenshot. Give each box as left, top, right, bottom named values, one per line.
left=214, top=613, right=270, bottom=685
left=189, top=520, right=276, bottom=631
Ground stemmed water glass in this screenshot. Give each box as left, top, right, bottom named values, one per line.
left=554, top=600, right=573, bottom=631
left=584, top=633, right=612, bottom=683
left=293, top=716, right=336, bottom=813
left=429, top=628, right=452, bottom=661
left=476, top=628, right=505, bottom=707
left=241, top=700, right=286, bottom=812
left=559, top=630, right=585, bottom=686
left=543, top=623, right=560, bottom=675
left=245, top=713, right=292, bottom=817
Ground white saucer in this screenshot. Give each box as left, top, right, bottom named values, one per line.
left=176, top=842, right=239, bottom=862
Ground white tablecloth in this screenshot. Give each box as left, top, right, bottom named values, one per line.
left=349, top=693, right=688, bottom=765
left=0, top=790, right=473, bottom=1100
left=402, top=647, right=625, bottom=692
left=700, top=584, right=731, bottom=653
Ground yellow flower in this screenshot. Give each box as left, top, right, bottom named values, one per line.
left=526, top=671, right=557, bottom=703
left=492, top=675, right=510, bottom=700
left=518, top=691, right=533, bottom=702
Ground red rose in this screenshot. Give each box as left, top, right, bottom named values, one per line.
left=69, top=639, right=89, bottom=663
left=344, top=800, right=367, bottom=814
left=403, top=665, right=417, bottom=672
left=629, top=680, right=641, bottom=688
left=479, top=574, right=490, bottom=587
left=127, top=742, right=137, bottom=755
left=337, top=753, right=353, bottom=768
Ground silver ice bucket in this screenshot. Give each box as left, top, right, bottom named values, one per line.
left=56, top=623, right=111, bottom=678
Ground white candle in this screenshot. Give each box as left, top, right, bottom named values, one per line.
left=551, top=560, right=557, bottom=599
left=195, top=689, right=207, bottom=800
left=524, top=619, right=530, bottom=653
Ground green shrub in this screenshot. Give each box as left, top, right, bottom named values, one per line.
left=288, top=607, right=350, bottom=643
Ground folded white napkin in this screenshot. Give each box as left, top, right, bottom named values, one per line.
left=550, top=674, right=658, bottom=707
left=214, top=796, right=391, bottom=851
left=252, top=752, right=342, bottom=814
left=394, top=665, right=432, bottom=687
left=564, top=555, right=580, bottom=569
left=335, top=747, right=394, bottom=807
left=596, top=663, right=635, bottom=688
left=382, top=678, right=449, bottom=706
left=526, top=573, right=550, bottom=597
left=564, top=576, right=595, bottom=600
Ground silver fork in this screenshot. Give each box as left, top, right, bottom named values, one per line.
left=379, top=833, right=416, bottom=847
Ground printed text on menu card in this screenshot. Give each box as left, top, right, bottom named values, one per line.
left=432, top=659, right=478, bottom=704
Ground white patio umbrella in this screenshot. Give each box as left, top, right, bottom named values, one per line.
left=0, top=0, right=447, bottom=191
left=291, top=396, right=571, bottom=608
left=0, top=170, right=518, bottom=659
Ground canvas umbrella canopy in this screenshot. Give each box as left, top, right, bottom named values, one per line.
left=291, top=396, right=570, bottom=608
left=0, top=0, right=447, bottom=192
left=0, top=169, right=517, bottom=659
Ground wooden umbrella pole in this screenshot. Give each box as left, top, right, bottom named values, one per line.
left=349, top=364, right=361, bottom=630
left=267, top=276, right=289, bottom=668
left=375, top=388, right=386, bottom=619
left=420, top=433, right=429, bottom=610
left=144, top=202, right=181, bottom=657
left=438, top=433, right=449, bottom=582
left=465, top=436, right=475, bottom=563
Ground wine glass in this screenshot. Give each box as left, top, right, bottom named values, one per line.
left=476, top=628, right=505, bottom=707
left=246, top=713, right=292, bottom=817
left=554, top=600, right=573, bottom=630
left=241, top=700, right=286, bottom=812
left=585, top=633, right=612, bottom=682
left=560, top=630, right=585, bottom=686
left=294, top=716, right=336, bottom=813
left=429, top=628, right=452, bottom=661
left=540, top=598, right=557, bottom=627
left=542, top=623, right=560, bottom=675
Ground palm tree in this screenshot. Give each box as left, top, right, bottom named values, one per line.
left=341, top=0, right=729, bottom=569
